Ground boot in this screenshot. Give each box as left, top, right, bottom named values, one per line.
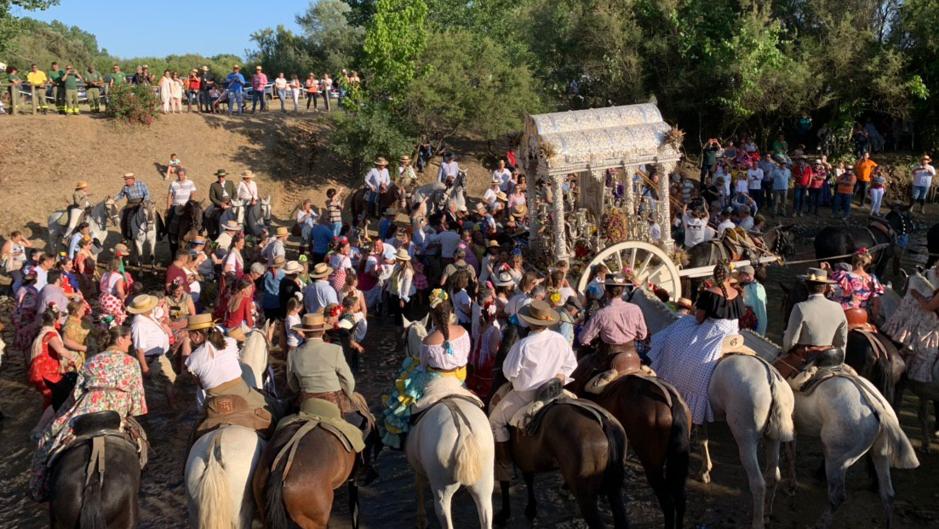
left=494, top=441, right=513, bottom=482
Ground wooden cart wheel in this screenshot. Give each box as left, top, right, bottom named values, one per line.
left=577, top=241, right=682, bottom=300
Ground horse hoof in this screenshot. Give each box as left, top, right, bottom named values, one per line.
left=699, top=472, right=711, bottom=484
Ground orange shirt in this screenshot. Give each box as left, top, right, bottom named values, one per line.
left=836, top=173, right=857, bottom=194
left=854, top=159, right=877, bottom=182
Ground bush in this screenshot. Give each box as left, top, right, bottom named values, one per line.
left=328, top=103, right=413, bottom=177
left=105, top=83, right=160, bottom=125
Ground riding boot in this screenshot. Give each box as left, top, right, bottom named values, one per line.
left=494, top=441, right=513, bottom=482
left=353, top=425, right=380, bottom=485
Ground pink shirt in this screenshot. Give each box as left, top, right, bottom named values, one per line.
left=252, top=73, right=268, bottom=91
left=578, top=298, right=648, bottom=345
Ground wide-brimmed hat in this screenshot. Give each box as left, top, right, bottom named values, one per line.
left=122, top=172, right=135, bottom=179
left=400, top=155, right=411, bottom=163
left=676, top=297, right=694, bottom=311
left=275, top=226, right=289, bottom=237
left=310, top=262, right=333, bottom=278
left=214, top=169, right=228, bottom=177
left=186, top=313, right=216, bottom=331
left=604, top=274, right=633, bottom=287
left=518, top=300, right=560, bottom=327
left=375, top=157, right=388, bottom=166
left=284, top=260, right=303, bottom=274
left=486, top=239, right=501, bottom=249
left=383, top=207, right=397, bottom=217
left=923, top=155, right=932, bottom=162
left=395, top=248, right=411, bottom=261
left=241, top=170, right=254, bottom=179
left=75, top=180, right=89, bottom=190
left=511, top=204, right=528, bottom=218
left=222, top=220, right=241, bottom=232
left=495, top=191, right=508, bottom=202
left=272, top=255, right=286, bottom=267
left=493, top=270, right=516, bottom=287
left=491, top=175, right=501, bottom=184
left=799, top=267, right=835, bottom=284
left=293, top=312, right=326, bottom=332
left=127, top=294, right=158, bottom=314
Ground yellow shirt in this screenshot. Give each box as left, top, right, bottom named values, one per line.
left=26, top=70, right=48, bottom=87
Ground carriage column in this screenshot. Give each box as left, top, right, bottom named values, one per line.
left=655, top=161, right=676, bottom=253
left=551, top=172, right=568, bottom=259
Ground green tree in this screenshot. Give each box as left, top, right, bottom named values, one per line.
left=297, top=0, right=364, bottom=74
left=328, top=103, right=413, bottom=176
left=248, top=25, right=315, bottom=78
left=362, top=0, right=428, bottom=104
left=0, top=0, right=58, bottom=57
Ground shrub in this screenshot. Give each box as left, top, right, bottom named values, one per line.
left=328, top=103, right=413, bottom=177
left=105, top=83, right=160, bottom=125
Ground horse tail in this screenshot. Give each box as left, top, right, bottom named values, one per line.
left=265, top=446, right=292, bottom=529
left=601, top=414, right=627, bottom=490
left=453, top=406, right=482, bottom=486
left=764, top=364, right=795, bottom=442
left=197, top=432, right=234, bottom=529
left=79, top=440, right=106, bottom=529
left=664, top=385, right=690, bottom=502
left=857, top=377, right=920, bottom=470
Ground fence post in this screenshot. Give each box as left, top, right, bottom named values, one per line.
left=31, top=84, right=38, bottom=114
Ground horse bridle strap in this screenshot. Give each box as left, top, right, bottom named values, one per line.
left=85, top=436, right=107, bottom=487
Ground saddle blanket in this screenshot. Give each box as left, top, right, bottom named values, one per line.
left=275, top=398, right=366, bottom=454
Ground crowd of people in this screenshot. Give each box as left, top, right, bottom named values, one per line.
left=0, top=61, right=361, bottom=116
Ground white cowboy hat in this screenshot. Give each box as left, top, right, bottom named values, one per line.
left=126, top=294, right=158, bottom=314
left=310, top=262, right=333, bottom=279
left=492, top=270, right=516, bottom=287
left=395, top=248, right=411, bottom=261
left=186, top=313, right=216, bottom=331
left=293, top=312, right=326, bottom=332
left=222, top=220, right=241, bottom=232
left=284, top=260, right=303, bottom=274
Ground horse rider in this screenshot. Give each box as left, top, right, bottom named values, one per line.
left=287, top=312, right=377, bottom=482
left=489, top=300, right=578, bottom=482
left=364, top=157, right=390, bottom=218
left=397, top=155, right=418, bottom=209
left=779, top=267, right=849, bottom=377
left=116, top=172, right=151, bottom=241
left=577, top=275, right=648, bottom=391
left=63, top=180, right=93, bottom=240
left=437, top=152, right=460, bottom=185
left=165, top=167, right=197, bottom=233
left=206, top=169, right=236, bottom=226
left=237, top=170, right=260, bottom=206
left=183, top=313, right=272, bottom=440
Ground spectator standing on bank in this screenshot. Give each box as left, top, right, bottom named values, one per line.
left=186, top=69, right=201, bottom=112
left=321, top=73, right=332, bottom=111
left=854, top=152, right=877, bottom=206
left=911, top=154, right=935, bottom=214
left=84, top=65, right=103, bottom=112
left=199, top=66, right=214, bottom=113
left=274, top=73, right=288, bottom=113
left=305, top=73, right=319, bottom=111
left=226, top=65, right=246, bottom=115
left=833, top=168, right=856, bottom=219
left=771, top=159, right=791, bottom=216
left=289, top=74, right=301, bottom=112
left=26, top=64, right=48, bottom=113
left=869, top=168, right=886, bottom=216
left=251, top=66, right=268, bottom=113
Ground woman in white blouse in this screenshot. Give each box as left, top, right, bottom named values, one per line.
left=386, top=248, right=415, bottom=325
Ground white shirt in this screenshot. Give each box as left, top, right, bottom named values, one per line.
left=169, top=179, right=196, bottom=206
left=429, top=230, right=462, bottom=258
left=493, top=168, right=513, bottom=192
left=734, top=179, right=749, bottom=194
left=683, top=213, right=707, bottom=248
left=648, top=222, right=662, bottom=241
left=68, top=232, right=84, bottom=259
left=262, top=238, right=285, bottom=266
left=365, top=167, right=390, bottom=192
left=747, top=168, right=764, bottom=190
left=738, top=216, right=755, bottom=231
left=303, top=279, right=338, bottom=314
left=185, top=337, right=243, bottom=390
left=237, top=180, right=259, bottom=202
left=285, top=313, right=303, bottom=348
left=483, top=187, right=499, bottom=207
left=274, top=77, right=288, bottom=90
left=438, top=160, right=460, bottom=183
left=717, top=219, right=736, bottom=237
left=913, top=164, right=936, bottom=188
left=502, top=329, right=578, bottom=392
left=131, top=314, right=170, bottom=357
left=505, top=292, right=531, bottom=319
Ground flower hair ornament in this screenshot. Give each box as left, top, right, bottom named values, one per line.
left=429, top=288, right=449, bottom=309
left=856, top=247, right=869, bottom=255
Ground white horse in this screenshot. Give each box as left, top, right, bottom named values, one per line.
left=401, top=316, right=494, bottom=529
left=231, top=196, right=272, bottom=238
left=129, top=200, right=158, bottom=266
left=47, top=196, right=119, bottom=253
left=185, top=327, right=270, bottom=529
left=701, top=354, right=795, bottom=529
left=790, top=370, right=919, bottom=528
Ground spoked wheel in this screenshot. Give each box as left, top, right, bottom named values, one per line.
left=577, top=241, right=682, bottom=300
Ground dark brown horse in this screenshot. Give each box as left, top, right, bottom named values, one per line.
left=348, top=185, right=401, bottom=227
left=253, top=422, right=359, bottom=529
left=567, top=355, right=692, bottom=529
left=490, top=328, right=629, bottom=529
left=159, top=199, right=204, bottom=258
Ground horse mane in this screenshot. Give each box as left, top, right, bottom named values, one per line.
left=406, top=320, right=428, bottom=359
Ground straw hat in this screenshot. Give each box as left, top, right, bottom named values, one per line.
left=222, top=220, right=241, bottom=232
left=126, top=294, right=158, bottom=314
left=293, top=312, right=326, bottom=332
left=375, top=156, right=388, bottom=166
left=227, top=327, right=247, bottom=342
left=75, top=181, right=89, bottom=190
left=275, top=226, right=289, bottom=237
left=486, top=239, right=501, bottom=249
left=284, top=260, right=303, bottom=274
left=400, top=155, right=411, bottom=163
left=495, top=191, right=508, bottom=202
left=511, top=204, right=528, bottom=218
left=186, top=313, right=216, bottom=331
left=122, top=172, right=135, bottom=179
left=383, top=207, right=398, bottom=217
left=493, top=270, right=516, bottom=287
left=272, top=255, right=286, bottom=267
left=310, top=262, right=333, bottom=279
left=518, top=300, right=560, bottom=327
left=799, top=267, right=835, bottom=284
left=241, top=170, right=254, bottom=179
left=395, top=248, right=411, bottom=261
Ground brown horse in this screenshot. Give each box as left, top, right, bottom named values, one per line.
left=490, top=329, right=629, bottom=529
left=348, top=185, right=402, bottom=227
left=253, top=422, right=359, bottom=529
left=567, top=354, right=692, bottom=529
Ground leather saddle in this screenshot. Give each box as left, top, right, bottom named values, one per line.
left=73, top=410, right=122, bottom=437
left=510, top=380, right=613, bottom=437
left=196, top=394, right=273, bottom=440
left=774, top=345, right=844, bottom=379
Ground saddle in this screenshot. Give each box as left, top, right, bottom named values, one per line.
left=787, top=362, right=858, bottom=396
left=845, top=308, right=877, bottom=333
left=503, top=380, right=612, bottom=437
left=271, top=399, right=367, bottom=482
left=195, top=394, right=273, bottom=440
left=773, top=345, right=842, bottom=379
left=48, top=412, right=148, bottom=471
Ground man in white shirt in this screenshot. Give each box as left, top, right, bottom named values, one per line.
left=428, top=225, right=462, bottom=265
left=483, top=178, right=500, bottom=208
left=38, top=270, right=71, bottom=324
left=303, top=263, right=338, bottom=314
left=167, top=168, right=197, bottom=209
left=262, top=226, right=288, bottom=266
left=747, top=160, right=764, bottom=209
left=492, top=159, right=513, bottom=192
left=716, top=208, right=736, bottom=237
left=488, top=300, right=577, bottom=480
left=437, top=153, right=460, bottom=184
left=682, top=205, right=708, bottom=248
left=912, top=154, right=936, bottom=213
left=67, top=223, right=91, bottom=259
left=128, top=294, right=176, bottom=406
left=237, top=170, right=260, bottom=205
left=364, top=157, right=390, bottom=217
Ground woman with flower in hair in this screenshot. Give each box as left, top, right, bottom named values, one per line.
left=830, top=248, right=883, bottom=326
left=380, top=289, right=471, bottom=449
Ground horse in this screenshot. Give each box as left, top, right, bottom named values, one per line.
left=787, top=369, right=919, bottom=528
left=185, top=327, right=270, bottom=529
left=400, top=316, right=494, bottom=529
left=47, top=196, right=119, bottom=254
left=814, top=207, right=913, bottom=277
left=566, top=358, right=691, bottom=529
left=780, top=279, right=906, bottom=407
left=237, top=196, right=272, bottom=238
left=926, top=222, right=939, bottom=268
left=129, top=200, right=158, bottom=267
left=161, top=199, right=204, bottom=257
left=490, top=330, right=629, bottom=529
left=349, top=185, right=401, bottom=227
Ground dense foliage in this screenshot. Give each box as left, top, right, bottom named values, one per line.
left=104, top=82, right=160, bottom=125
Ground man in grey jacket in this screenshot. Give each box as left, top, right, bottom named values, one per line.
left=781, top=267, right=848, bottom=375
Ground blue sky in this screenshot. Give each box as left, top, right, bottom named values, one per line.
left=13, top=0, right=311, bottom=59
